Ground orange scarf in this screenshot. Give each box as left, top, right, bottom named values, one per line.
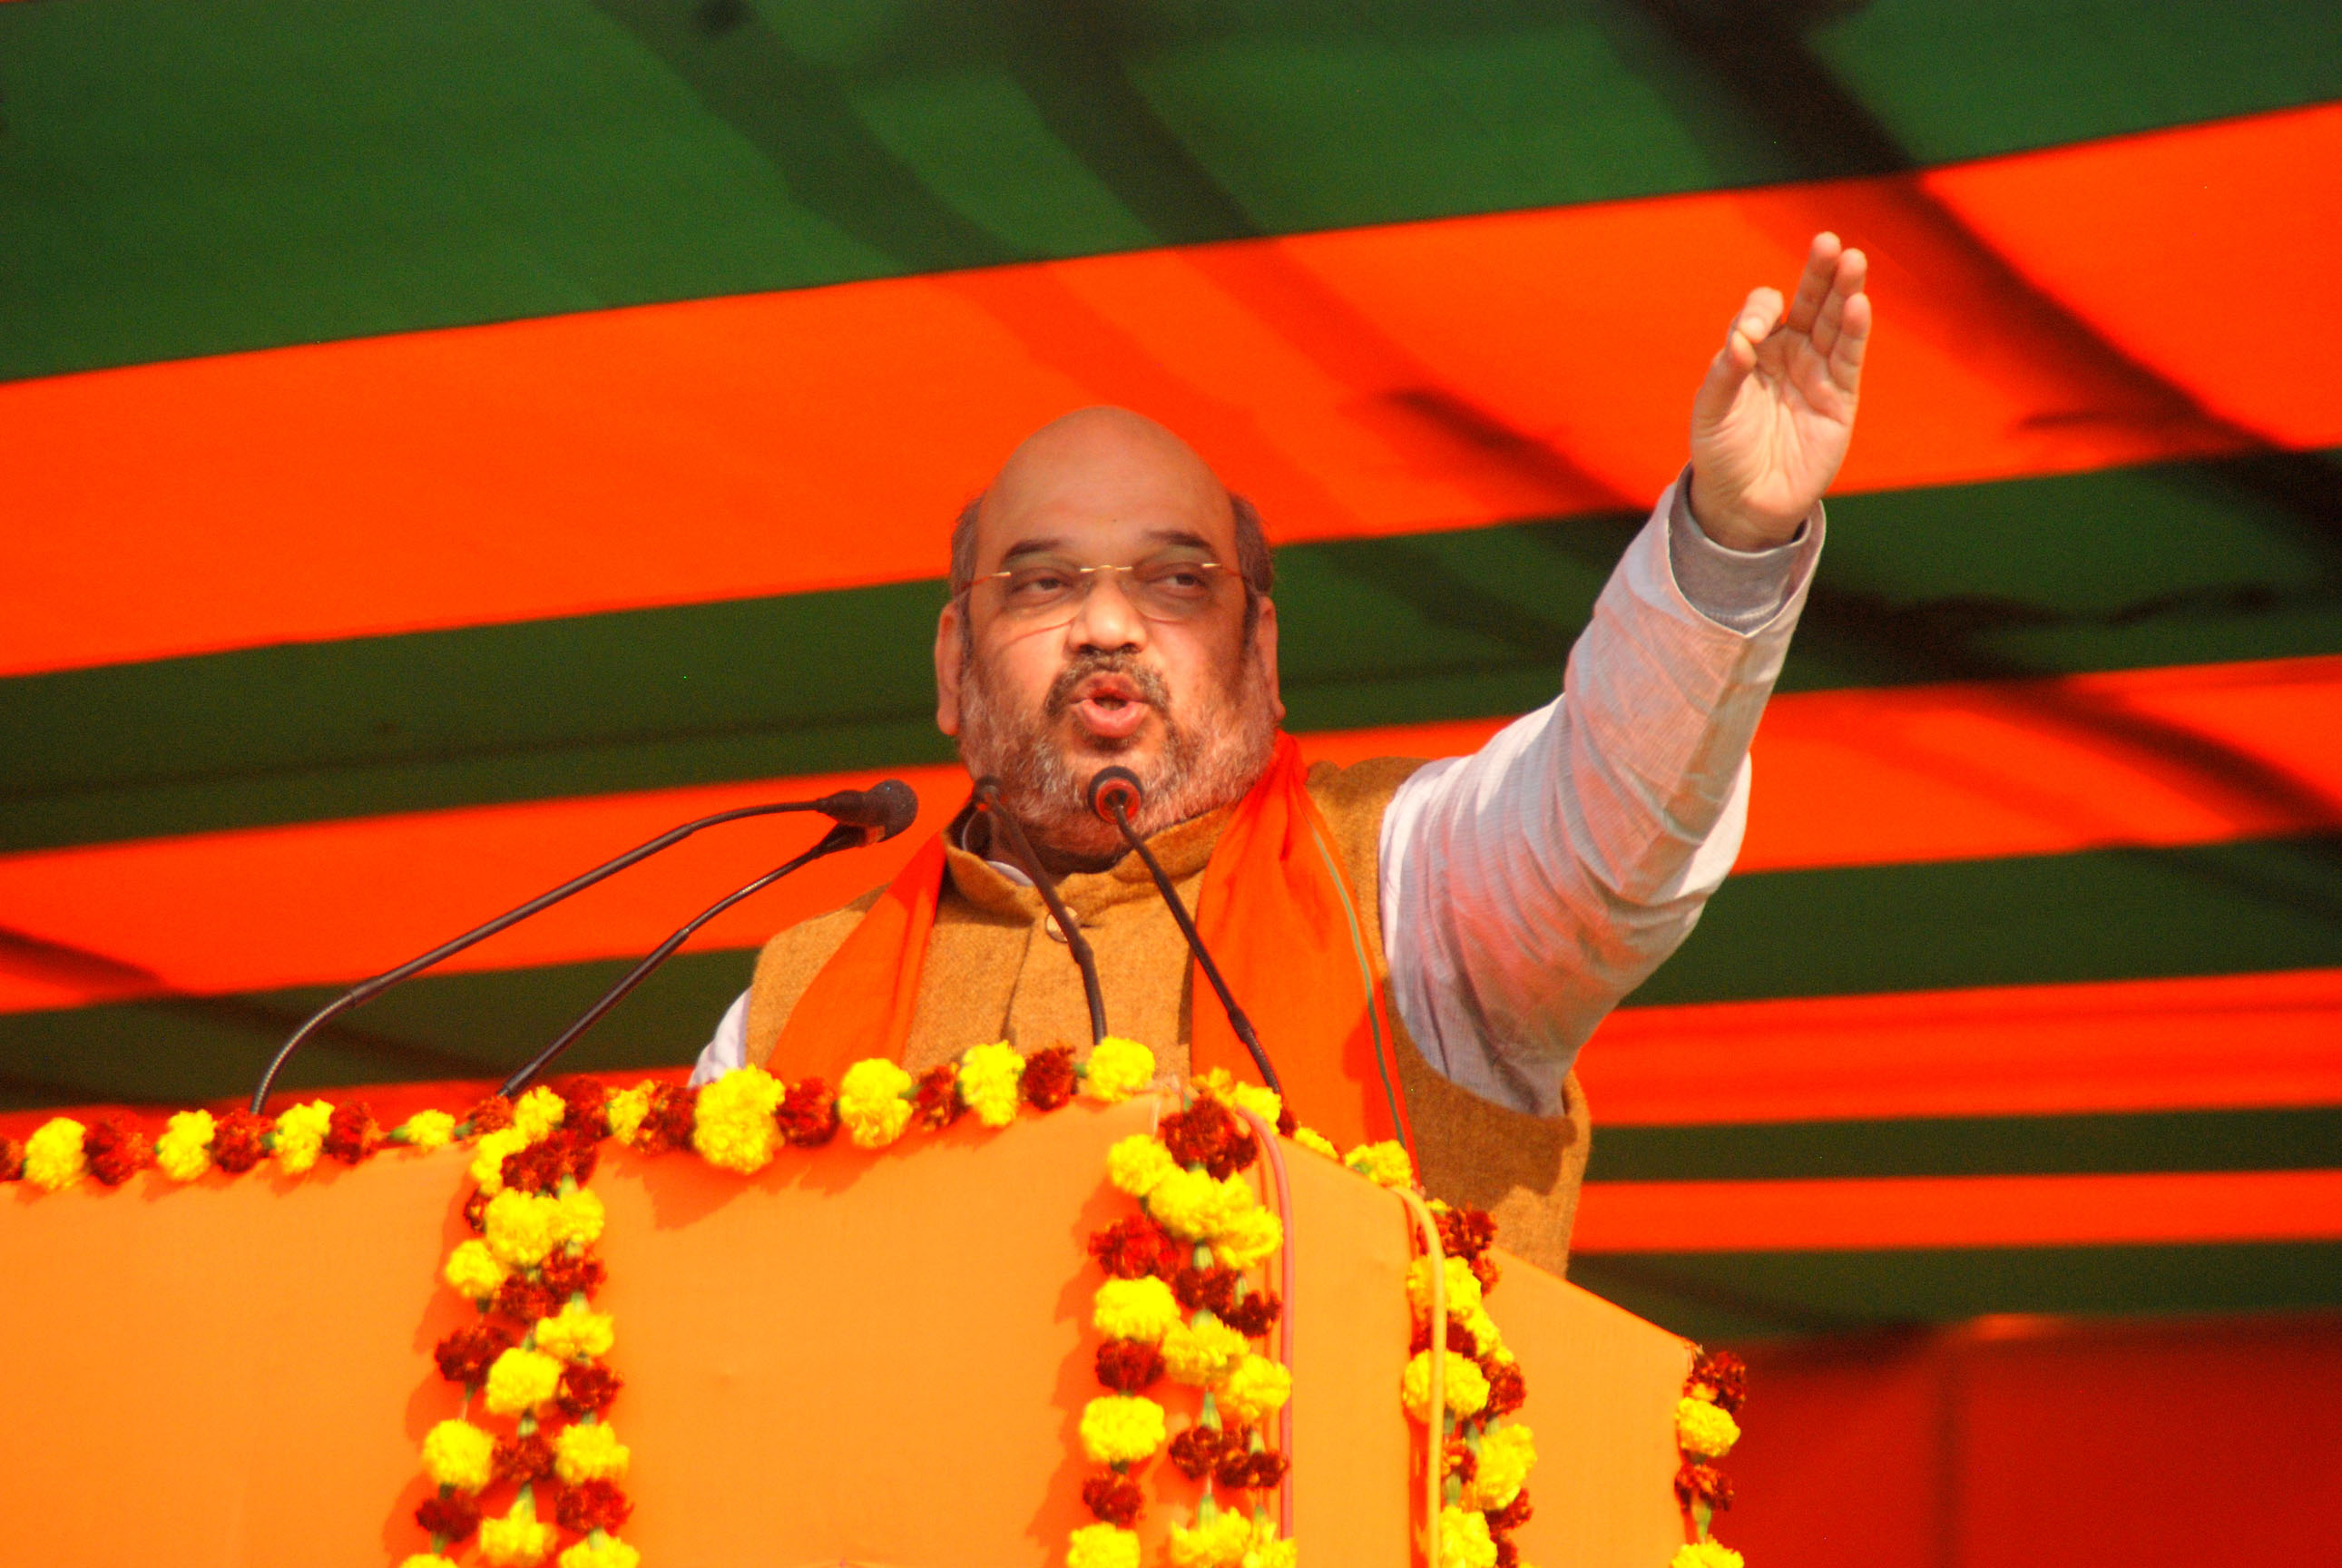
left=771, top=735, right=1414, bottom=1153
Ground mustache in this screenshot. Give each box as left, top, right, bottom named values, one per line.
left=1042, top=652, right=1172, bottom=720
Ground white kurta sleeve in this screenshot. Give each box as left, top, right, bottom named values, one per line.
left=1377, top=473, right=1824, bottom=1115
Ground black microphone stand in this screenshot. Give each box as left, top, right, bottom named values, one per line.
left=1088, top=766, right=1284, bottom=1097
left=971, top=778, right=1108, bottom=1045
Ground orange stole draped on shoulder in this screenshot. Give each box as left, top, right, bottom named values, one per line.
left=769, top=735, right=1412, bottom=1152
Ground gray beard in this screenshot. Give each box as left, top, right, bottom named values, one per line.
left=955, top=644, right=1279, bottom=871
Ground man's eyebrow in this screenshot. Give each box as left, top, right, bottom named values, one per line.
left=1141, top=529, right=1219, bottom=554
left=997, top=536, right=1069, bottom=564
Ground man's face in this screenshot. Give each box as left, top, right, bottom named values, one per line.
left=934, top=410, right=1284, bottom=867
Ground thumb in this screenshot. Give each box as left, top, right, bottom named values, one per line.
left=1692, top=286, right=1783, bottom=430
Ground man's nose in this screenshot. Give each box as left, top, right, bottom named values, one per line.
left=1064, top=568, right=1147, bottom=652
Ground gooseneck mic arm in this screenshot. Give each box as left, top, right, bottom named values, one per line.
left=499, top=777, right=917, bottom=1097
left=971, top=777, right=1108, bottom=1046
left=1086, top=766, right=1283, bottom=1097
left=248, top=781, right=920, bottom=1114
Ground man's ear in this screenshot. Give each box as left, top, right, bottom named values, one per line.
left=1253, top=595, right=1286, bottom=725
left=934, top=599, right=965, bottom=736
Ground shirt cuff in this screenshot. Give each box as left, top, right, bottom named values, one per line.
left=1665, top=466, right=1822, bottom=634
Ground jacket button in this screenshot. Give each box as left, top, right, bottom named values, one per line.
left=1044, top=912, right=1082, bottom=943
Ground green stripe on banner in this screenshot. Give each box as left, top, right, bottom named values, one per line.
left=1568, top=1242, right=2342, bottom=1344
left=6, top=452, right=2337, bottom=853
left=1589, top=1109, right=2342, bottom=1183
left=0, top=952, right=747, bottom=1114
left=4, top=0, right=2337, bottom=381
left=1627, top=834, right=2342, bottom=1007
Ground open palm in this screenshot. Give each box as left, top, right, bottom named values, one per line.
left=1687, top=232, right=1871, bottom=551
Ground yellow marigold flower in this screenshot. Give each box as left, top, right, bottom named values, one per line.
left=1093, top=1275, right=1181, bottom=1343
left=485, top=1188, right=561, bottom=1268
left=483, top=1346, right=564, bottom=1414
left=1345, top=1139, right=1414, bottom=1188
left=470, top=1126, right=532, bottom=1194
left=24, top=1117, right=88, bottom=1191
left=272, top=1099, right=334, bottom=1175
left=155, top=1110, right=216, bottom=1181
left=1066, top=1523, right=1142, bottom=1568
left=444, top=1238, right=509, bottom=1301
left=512, top=1085, right=567, bottom=1142
left=1211, top=1204, right=1283, bottom=1269
left=1145, top=1167, right=1246, bottom=1241
left=1465, top=1422, right=1537, bottom=1511
left=558, top=1538, right=642, bottom=1568
left=957, top=1041, right=1026, bottom=1128
left=1463, top=1306, right=1508, bottom=1365
left=1402, top=1349, right=1490, bottom=1424
left=1291, top=1126, right=1339, bottom=1160
left=534, top=1299, right=616, bottom=1361
left=400, top=1555, right=461, bottom=1568
left=478, top=1494, right=556, bottom=1567
left=1438, top=1504, right=1498, bottom=1568
left=553, top=1418, right=632, bottom=1483
left=1168, top=1509, right=1253, bottom=1567
left=693, top=1063, right=785, bottom=1172
left=1214, top=1353, right=1292, bottom=1425
left=553, top=1186, right=606, bottom=1250
left=419, top=1416, right=495, bottom=1492
left=1198, top=1070, right=1287, bottom=1133
left=398, top=1109, right=457, bottom=1152
left=1241, top=1523, right=1298, bottom=1568
left=1676, top=1396, right=1740, bottom=1458
left=1106, top=1133, right=1178, bottom=1199
left=605, top=1083, right=654, bottom=1145
left=1082, top=1036, right=1156, bottom=1103
left=838, top=1057, right=915, bottom=1147
left=1161, top=1316, right=1249, bottom=1387
left=1671, top=1544, right=1745, bottom=1568
left=1078, top=1394, right=1167, bottom=1466
left=1406, top=1255, right=1484, bottom=1319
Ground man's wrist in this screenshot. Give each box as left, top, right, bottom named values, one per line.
left=1685, top=469, right=1806, bottom=553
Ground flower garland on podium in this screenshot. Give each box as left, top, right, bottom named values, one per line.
left=0, top=1039, right=1748, bottom=1568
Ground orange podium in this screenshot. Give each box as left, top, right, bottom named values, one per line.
left=1, top=1091, right=1694, bottom=1567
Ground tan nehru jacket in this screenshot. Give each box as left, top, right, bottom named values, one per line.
left=742, top=757, right=1591, bottom=1275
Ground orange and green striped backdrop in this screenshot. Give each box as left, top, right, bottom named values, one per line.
left=4, top=0, right=2339, bottom=1343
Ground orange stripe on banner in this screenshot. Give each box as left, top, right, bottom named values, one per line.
left=5, top=105, right=2337, bottom=676
left=1570, top=1169, right=2342, bottom=1253
left=2, top=658, right=2340, bottom=1016
left=1582, top=969, right=2342, bottom=1125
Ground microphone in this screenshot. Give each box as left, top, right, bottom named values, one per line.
left=248, top=781, right=921, bottom=1113
left=970, top=777, right=1108, bottom=1045
left=497, top=789, right=916, bottom=1096
left=1086, top=766, right=1284, bottom=1098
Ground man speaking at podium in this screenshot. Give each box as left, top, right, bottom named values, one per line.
left=692, top=235, right=1870, bottom=1272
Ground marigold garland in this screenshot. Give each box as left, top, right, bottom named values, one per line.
left=1667, top=1348, right=1750, bottom=1568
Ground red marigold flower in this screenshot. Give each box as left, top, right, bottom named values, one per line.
left=1469, top=1251, right=1504, bottom=1297
left=1172, top=1265, right=1240, bottom=1317
left=1160, top=1099, right=1257, bottom=1180
left=462, top=1187, right=492, bottom=1234
left=556, top=1478, right=634, bottom=1534
left=1095, top=1340, right=1166, bottom=1394
left=1408, top=1314, right=1478, bottom=1359
left=1689, top=1349, right=1748, bottom=1414
left=635, top=1083, right=699, bottom=1155
left=1276, top=1104, right=1298, bottom=1137
left=1216, top=1446, right=1289, bottom=1492
left=1166, top=1425, right=1229, bottom=1481
left=1443, top=1436, right=1476, bottom=1482
left=1675, top=1462, right=1735, bottom=1510
left=322, top=1102, right=383, bottom=1164
left=553, top=1076, right=612, bottom=1141
left=209, top=1110, right=271, bottom=1174
left=416, top=1491, right=483, bottom=1542
left=557, top=1361, right=624, bottom=1419
left=1081, top=1472, right=1145, bottom=1527
left=84, top=1117, right=155, bottom=1185
left=495, top=1275, right=563, bottom=1326
left=493, top=1431, right=556, bottom=1485
left=1222, top=1290, right=1283, bottom=1338
left=540, top=1250, right=606, bottom=1300
left=911, top=1063, right=964, bottom=1130
left=1436, top=1205, right=1499, bottom=1262
left=1019, top=1046, right=1078, bottom=1111
left=1088, top=1216, right=1177, bottom=1280
left=465, top=1094, right=515, bottom=1135
left=775, top=1077, right=839, bottom=1147
left=1484, top=1363, right=1528, bottom=1419
left=0, top=1137, right=24, bottom=1182
left=434, top=1322, right=514, bottom=1386
left=1487, top=1490, right=1534, bottom=1533
left=1493, top=1536, right=1520, bottom=1568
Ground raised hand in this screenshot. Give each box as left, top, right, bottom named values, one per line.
left=1687, top=232, right=1871, bottom=551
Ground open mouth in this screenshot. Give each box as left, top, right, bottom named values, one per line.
left=1064, top=672, right=1152, bottom=740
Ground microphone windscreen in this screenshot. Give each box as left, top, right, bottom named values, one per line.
left=1087, top=766, right=1144, bottom=822
left=863, top=779, right=920, bottom=841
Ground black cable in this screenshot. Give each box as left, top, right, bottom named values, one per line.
left=971, top=778, right=1108, bottom=1045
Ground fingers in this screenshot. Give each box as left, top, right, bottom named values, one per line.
left=1829, top=287, right=1873, bottom=395
left=1726, top=285, right=1785, bottom=370
left=1781, top=231, right=1844, bottom=336
left=1811, top=247, right=1870, bottom=394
